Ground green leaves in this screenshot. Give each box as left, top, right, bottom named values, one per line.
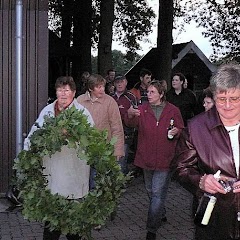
left=14, top=107, right=127, bottom=239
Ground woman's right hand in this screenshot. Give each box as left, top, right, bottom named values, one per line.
left=127, top=106, right=140, bottom=118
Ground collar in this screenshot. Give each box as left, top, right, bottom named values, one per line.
left=54, top=99, right=74, bottom=116
left=82, top=91, right=105, bottom=104
left=150, top=101, right=166, bottom=109
left=114, top=90, right=128, bottom=98
left=207, top=106, right=224, bottom=130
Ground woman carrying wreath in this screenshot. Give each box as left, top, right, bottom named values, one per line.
left=24, top=76, right=94, bottom=240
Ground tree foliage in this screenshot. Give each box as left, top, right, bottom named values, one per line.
left=114, top=0, right=155, bottom=61
left=180, top=0, right=240, bottom=62
left=92, top=50, right=142, bottom=75
left=48, top=0, right=155, bottom=76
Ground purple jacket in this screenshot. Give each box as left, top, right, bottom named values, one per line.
left=125, top=102, right=184, bottom=170
left=172, top=106, right=240, bottom=239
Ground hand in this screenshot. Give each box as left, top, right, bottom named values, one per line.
left=168, top=127, right=179, bottom=137
left=233, top=181, right=240, bottom=193
left=127, top=106, right=140, bottom=118
left=200, top=174, right=227, bottom=194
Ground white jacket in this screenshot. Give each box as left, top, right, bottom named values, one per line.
left=23, top=99, right=94, bottom=199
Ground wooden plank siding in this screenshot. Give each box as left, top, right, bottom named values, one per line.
left=0, top=0, right=48, bottom=193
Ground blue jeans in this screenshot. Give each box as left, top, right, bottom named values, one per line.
left=118, top=144, right=129, bottom=175
left=143, top=169, right=171, bottom=234
left=89, top=167, right=96, bottom=190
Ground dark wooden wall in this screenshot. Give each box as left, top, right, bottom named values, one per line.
left=0, top=0, right=48, bottom=193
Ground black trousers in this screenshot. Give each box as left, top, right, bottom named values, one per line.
left=43, top=223, right=81, bottom=240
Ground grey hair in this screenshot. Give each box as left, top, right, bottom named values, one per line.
left=210, top=62, right=240, bottom=94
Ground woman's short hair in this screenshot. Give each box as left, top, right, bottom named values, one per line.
left=210, top=62, right=240, bottom=94
left=87, top=74, right=106, bottom=91
left=148, top=80, right=167, bottom=101
left=172, top=73, right=186, bottom=83
left=55, top=76, right=76, bottom=91
left=202, top=87, right=213, bottom=99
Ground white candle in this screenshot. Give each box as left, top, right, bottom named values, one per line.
left=201, top=196, right=217, bottom=225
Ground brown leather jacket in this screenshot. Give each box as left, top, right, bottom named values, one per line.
left=172, top=106, right=240, bottom=239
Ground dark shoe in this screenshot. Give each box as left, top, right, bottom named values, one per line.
left=146, top=231, right=156, bottom=240
left=161, top=216, right=167, bottom=222
left=110, top=209, right=117, bottom=221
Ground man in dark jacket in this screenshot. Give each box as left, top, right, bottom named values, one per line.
left=112, top=75, right=137, bottom=174
left=172, top=63, right=240, bottom=240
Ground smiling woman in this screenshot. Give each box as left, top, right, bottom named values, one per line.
left=172, top=62, right=240, bottom=240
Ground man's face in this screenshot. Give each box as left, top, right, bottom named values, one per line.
left=140, top=74, right=151, bottom=88
left=114, top=79, right=127, bottom=93
left=108, top=71, right=116, bottom=82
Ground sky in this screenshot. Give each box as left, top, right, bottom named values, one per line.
left=112, top=1, right=214, bottom=59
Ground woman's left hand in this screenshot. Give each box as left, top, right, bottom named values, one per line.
left=233, top=181, right=240, bottom=193
left=168, top=127, right=179, bottom=136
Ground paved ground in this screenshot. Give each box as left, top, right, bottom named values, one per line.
left=0, top=176, right=195, bottom=240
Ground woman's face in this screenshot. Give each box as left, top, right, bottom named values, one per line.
left=147, top=85, right=163, bottom=105
left=90, top=84, right=105, bottom=98
left=203, top=97, right=214, bottom=111
left=172, top=75, right=183, bottom=90
left=215, top=88, right=240, bottom=125
left=56, top=84, right=75, bottom=108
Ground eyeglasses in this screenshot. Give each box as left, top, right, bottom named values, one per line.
left=215, top=97, right=240, bottom=104
left=56, top=89, right=72, bottom=94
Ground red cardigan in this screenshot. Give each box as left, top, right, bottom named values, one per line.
left=125, top=102, right=184, bottom=170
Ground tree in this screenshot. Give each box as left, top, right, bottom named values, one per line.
left=96, top=0, right=155, bottom=75
left=114, top=0, right=155, bottom=61
left=92, top=50, right=142, bottom=75
left=156, top=0, right=174, bottom=85
left=49, top=0, right=155, bottom=79
left=72, top=0, right=92, bottom=80
left=181, top=0, right=240, bottom=62
left=97, top=0, right=115, bottom=76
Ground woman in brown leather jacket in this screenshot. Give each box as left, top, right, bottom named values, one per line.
left=172, top=62, right=240, bottom=240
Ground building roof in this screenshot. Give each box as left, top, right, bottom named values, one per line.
left=126, top=40, right=216, bottom=76
left=172, top=40, right=216, bottom=72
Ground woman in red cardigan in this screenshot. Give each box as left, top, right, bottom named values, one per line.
left=125, top=80, right=184, bottom=240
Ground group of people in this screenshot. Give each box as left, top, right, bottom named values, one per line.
left=23, top=62, right=240, bottom=240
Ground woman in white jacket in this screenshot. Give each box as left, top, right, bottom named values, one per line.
left=24, top=76, right=94, bottom=240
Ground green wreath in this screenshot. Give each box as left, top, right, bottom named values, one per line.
left=14, top=107, right=128, bottom=239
